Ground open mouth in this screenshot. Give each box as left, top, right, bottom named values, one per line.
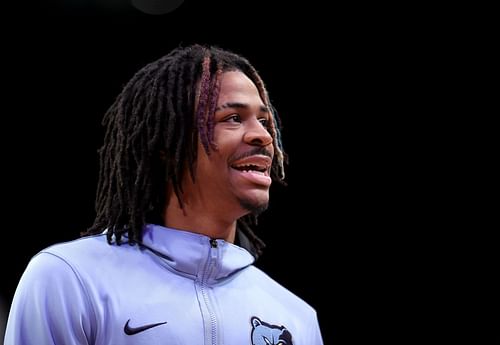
left=232, top=164, right=267, bottom=174
left=230, top=155, right=272, bottom=186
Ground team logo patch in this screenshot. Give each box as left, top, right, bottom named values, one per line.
left=250, top=316, right=293, bottom=345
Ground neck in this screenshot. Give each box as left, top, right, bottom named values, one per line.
left=163, top=197, right=238, bottom=243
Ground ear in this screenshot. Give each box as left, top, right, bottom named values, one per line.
left=251, top=316, right=262, bottom=328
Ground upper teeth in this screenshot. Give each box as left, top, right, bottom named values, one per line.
left=233, top=164, right=266, bottom=172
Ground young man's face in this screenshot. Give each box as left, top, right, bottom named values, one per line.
left=185, top=70, right=274, bottom=220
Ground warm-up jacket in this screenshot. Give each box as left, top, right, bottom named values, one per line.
left=4, top=224, right=323, bottom=344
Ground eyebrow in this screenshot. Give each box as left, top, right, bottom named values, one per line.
left=215, top=102, right=269, bottom=113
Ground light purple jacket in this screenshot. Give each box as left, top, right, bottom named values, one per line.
left=5, top=224, right=323, bottom=345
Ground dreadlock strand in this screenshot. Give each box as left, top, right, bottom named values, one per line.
left=206, top=64, right=222, bottom=150
left=196, top=55, right=212, bottom=154
left=186, top=56, right=200, bottom=182
left=146, top=63, right=170, bottom=151
left=171, top=64, right=188, bottom=187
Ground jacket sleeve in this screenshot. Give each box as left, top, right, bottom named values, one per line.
left=4, top=252, right=95, bottom=345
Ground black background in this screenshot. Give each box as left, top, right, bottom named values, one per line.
left=2, top=1, right=489, bottom=344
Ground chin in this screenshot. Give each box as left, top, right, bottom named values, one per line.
left=239, top=197, right=269, bottom=216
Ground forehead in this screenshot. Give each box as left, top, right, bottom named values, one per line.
left=217, top=71, right=263, bottom=104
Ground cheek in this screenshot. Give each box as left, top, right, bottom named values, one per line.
left=195, top=149, right=228, bottom=179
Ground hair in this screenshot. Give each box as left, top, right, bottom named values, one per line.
left=82, top=44, right=286, bottom=258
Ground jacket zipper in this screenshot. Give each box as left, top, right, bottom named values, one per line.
left=201, top=239, right=219, bottom=345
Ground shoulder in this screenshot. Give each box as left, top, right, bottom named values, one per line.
left=244, top=265, right=318, bottom=316
left=13, top=234, right=146, bottom=310
left=241, top=266, right=323, bottom=343
left=18, top=235, right=109, bottom=284
left=40, top=233, right=139, bottom=264
left=7, top=237, right=114, bottom=344
left=23, top=234, right=139, bottom=287
left=42, top=233, right=110, bottom=257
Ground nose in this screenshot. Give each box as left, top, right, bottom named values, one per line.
left=243, top=118, right=273, bottom=147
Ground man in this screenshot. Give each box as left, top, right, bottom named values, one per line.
left=4, top=44, right=323, bottom=344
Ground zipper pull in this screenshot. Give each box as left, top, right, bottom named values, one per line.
left=210, top=238, right=218, bottom=248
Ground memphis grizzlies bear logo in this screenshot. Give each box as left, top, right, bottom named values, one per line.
left=250, top=316, right=293, bottom=345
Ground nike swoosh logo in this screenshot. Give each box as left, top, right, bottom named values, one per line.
left=123, top=319, right=167, bottom=335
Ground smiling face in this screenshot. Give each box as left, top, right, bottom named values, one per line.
left=182, top=70, right=274, bottom=221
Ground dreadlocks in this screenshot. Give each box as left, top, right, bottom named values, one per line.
left=83, top=44, right=286, bottom=258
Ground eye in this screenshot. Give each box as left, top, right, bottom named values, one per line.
left=224, top=114, right=242, bottom=123
left=258, top=118, right=268, bottom=127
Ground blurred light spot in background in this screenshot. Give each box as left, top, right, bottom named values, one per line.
left=131, top=0, right=184, bottom=15
left=48, top=0, right=184, bottom=14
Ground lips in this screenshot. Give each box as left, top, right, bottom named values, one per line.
left=230, top=155, right=272, bottom=187
left=230, top=155, right=272, bottom=173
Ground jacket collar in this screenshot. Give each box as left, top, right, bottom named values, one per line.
left=138, top=224, right=255, bottom=284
